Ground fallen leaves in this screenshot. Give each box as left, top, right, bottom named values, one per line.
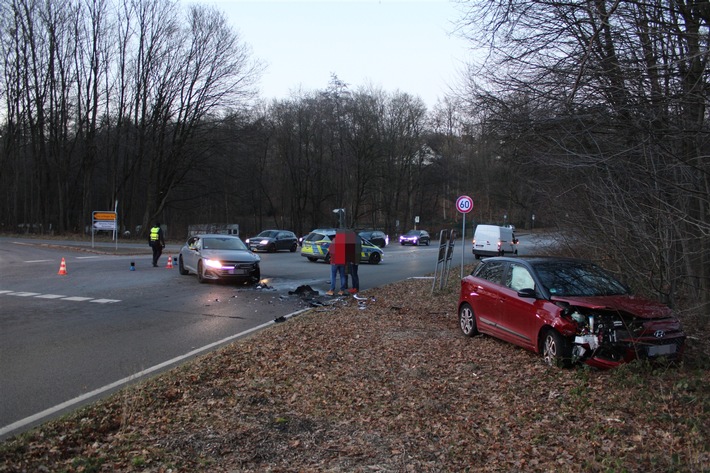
left=1, top=277, right=709, bottom=472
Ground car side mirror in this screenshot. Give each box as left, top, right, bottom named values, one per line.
left=517, top=288, right=537, bottom=298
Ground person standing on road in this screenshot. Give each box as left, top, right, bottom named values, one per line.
left=149, top=222, right=165, bottom=267
left=347, top=233, right=361, bottom=294
left=327, top=230, right=348, bottom=296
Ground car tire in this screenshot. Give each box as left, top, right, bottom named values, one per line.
left=250, top=266, right=261, bottom=284
left=178, top=255, right=189, bottom=275
left=324, top=254, right=331, bottom=264
left=290, top=243, right=297, bottom=252
left=268, top=244, right=276, bottom=253
left=541, top=329, right=572, bottom=368
left=459, top=303, right=478, bottom=336
left=369, top=252, right=381, bottom=264
left=197, top=260, right=207, bottom=284
left=307, top=257, right=318, bottom=262
left=425, top=240, right=429, bottom=246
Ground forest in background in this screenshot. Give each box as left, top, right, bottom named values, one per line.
left=1, top=0, right=708, bottom=312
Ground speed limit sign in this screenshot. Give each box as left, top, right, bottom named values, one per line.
left=456, top=195, right=473, bottom=214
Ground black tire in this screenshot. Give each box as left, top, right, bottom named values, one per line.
left=250, top=266, right=261, bottom=284
left=474, top=254, right=481, bottom=260
left=268, top=244, right=276, bottom=253
left=178, top=255, right=189, bottom=275
left=197, top=260, right=207, bottom=284
left=307, top=257, right=318, bottom=262
left=290, top=243, right=297, bottom=252
left=324, top=254, right=331, bottom=264
left=369, top=252, right=381, bottom=264
left=541, top=330, right=572, bottom=368
left=458, top=303, right=478, bottom=337
left=425, top=240, right=429, bottom=246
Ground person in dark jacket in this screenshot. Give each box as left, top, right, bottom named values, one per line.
left=149, top=222, right=165, bottom=267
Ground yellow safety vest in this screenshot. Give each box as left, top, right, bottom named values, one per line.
left=150, top=226, right=161, bottom=242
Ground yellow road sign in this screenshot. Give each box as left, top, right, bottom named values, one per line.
left=93, top=212, right=117, bottom=221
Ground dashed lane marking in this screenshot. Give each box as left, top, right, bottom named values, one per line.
left=0, top=290, right=121, bottom=304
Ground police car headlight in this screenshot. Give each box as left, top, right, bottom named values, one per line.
left=204, top=259, right=223, bottom=269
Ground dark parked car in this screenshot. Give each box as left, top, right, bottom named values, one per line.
left=246, top=229, right=298, bottom=253
left=458, top=256, right=685, bottom=369
left=358, top=230, right=388, bottom=248
left=178, top=234, right=260, bottom=284
left=399, top=229, right=430, bottom=246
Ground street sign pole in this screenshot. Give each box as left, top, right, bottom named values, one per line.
left=455, top=195, right=474, bottom=279
left=461, top=213, right=466, bottom=279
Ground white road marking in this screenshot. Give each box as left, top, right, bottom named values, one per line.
left=0, top=307, right=310, bottom=439
left=76, top=256, right=100, bottom=259
left=26, top=260, right=53, bottom=263
left=0, top=291, right=121, bottom=304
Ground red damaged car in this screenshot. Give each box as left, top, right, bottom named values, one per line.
left=458, top=256, right=685, bottom=369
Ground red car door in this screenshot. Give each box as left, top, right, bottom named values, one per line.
left=497, top=263, right=539, bottom=350
left=467, top=261, right=507, bottom=336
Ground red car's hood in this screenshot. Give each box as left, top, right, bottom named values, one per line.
left=550, top=294, right=673, bottom=319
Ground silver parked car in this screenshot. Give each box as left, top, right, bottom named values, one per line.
left=178, top=234, right=260, bottom=284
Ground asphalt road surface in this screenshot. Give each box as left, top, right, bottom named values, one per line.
left=2, top=233, right=508, bottom=439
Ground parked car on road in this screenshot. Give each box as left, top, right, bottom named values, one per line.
left=300, top=228, right=383, bottom=264
left=178, top=234, right=260, bottom=284
left=399, top=229, right=430, bottom=246
left=246, top=230, right=298, bottom=253
left=357, top=230, right=388, bottom=248
left=458, top=256, right=685, bottom=369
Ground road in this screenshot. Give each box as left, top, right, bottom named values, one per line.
left=0, top=234, right=492, bottom=440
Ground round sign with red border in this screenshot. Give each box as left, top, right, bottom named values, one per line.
left=456, top=195, right=473, bottom=214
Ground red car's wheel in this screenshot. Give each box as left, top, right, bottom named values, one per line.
left=458, top=303, right=478, bottom=337
left=542, top=330, right=572, bottom=368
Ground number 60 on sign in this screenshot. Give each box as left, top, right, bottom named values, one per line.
left=456, top=195, right=473, bottom=214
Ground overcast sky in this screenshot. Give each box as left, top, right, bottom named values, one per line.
left=188, top=0, right=472, bottom=108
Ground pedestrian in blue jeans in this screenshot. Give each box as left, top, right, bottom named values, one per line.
left=327, top=231, right=348, bottom=296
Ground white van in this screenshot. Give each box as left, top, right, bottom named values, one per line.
left=472, top=224, right=518, bottom=259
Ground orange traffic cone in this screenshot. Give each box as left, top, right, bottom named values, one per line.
left=58, top=258, right=67, bottom=275
left=166, top=255, right=173, bottom=269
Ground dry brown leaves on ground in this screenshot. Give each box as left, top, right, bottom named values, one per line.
left=1, top=277, right=709, bottom=472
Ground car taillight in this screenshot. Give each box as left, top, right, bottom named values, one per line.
left=497, top=240, right=502, bottom=249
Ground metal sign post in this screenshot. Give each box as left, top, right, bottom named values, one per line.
left=455, top=195, right=474, bottom=279
left=92, top=210, right=118, bottom=249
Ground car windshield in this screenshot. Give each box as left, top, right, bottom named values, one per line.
left=202, top=237, right=247, bottom=251
left=257, top=230, right=278, bottom=238
left=534, top=261, right=629, bottom=297
left=404, top=231, right=420, bottom=236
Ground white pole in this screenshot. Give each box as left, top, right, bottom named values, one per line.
left=460, top=213, right=466, bottom=279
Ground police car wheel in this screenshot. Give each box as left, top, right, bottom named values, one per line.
left=369, top=252, right=381, bottom=264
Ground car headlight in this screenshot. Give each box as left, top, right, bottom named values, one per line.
left=204, top=259, right=223, bottom=269
left=260, top=239, right=270, bottom=245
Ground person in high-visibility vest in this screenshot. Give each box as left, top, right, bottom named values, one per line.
left=148, top=222, right=166, bottom=267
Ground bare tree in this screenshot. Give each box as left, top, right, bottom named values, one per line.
left=456, top=0, right=710, bottom=308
